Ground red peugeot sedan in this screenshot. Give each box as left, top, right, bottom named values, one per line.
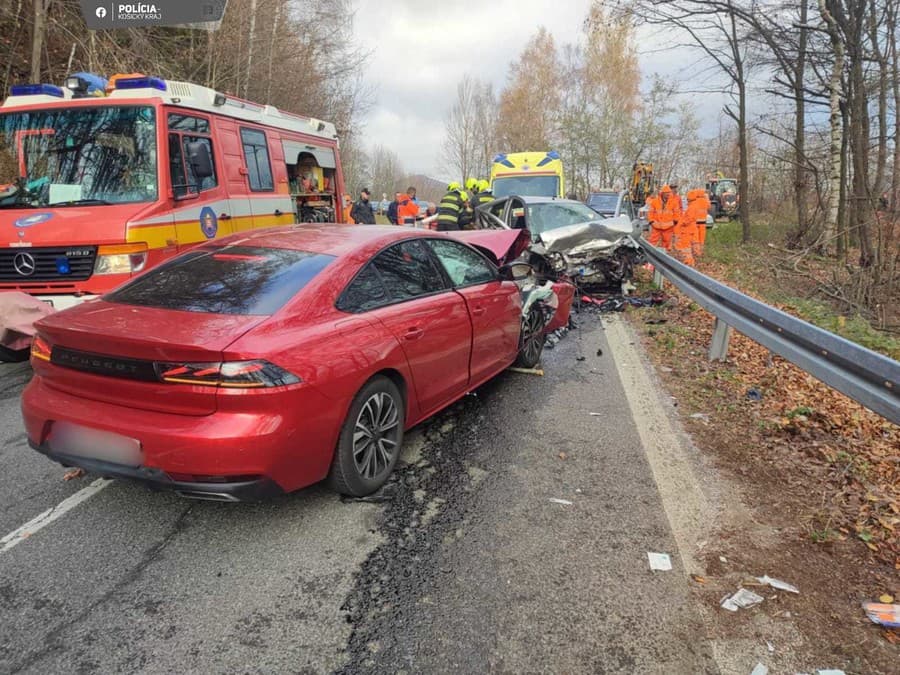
left=22, top=225, right=569, bottom=501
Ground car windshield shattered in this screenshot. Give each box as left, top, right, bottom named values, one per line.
left=0, top=105, right=157, bottom=208
left=525, top=201, right=600, bottom=236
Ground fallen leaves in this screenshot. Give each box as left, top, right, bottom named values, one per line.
left=63, top=468, right=85, bottom=481
left=630, top=265, right=900, bottom=567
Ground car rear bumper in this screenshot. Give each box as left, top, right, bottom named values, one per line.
left=30, top=441, right=283, bottom=501
left=22, top=374, right=344, bottom=498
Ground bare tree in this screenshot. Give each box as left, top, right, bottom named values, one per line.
left=622, top=0, right=754, bottom=241
left=441, top=75, right=480, bottom=182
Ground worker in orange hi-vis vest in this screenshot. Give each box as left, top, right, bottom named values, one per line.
left=646, top=184, right=677, bottom=250
left=693, top=189, right=711, bottom=259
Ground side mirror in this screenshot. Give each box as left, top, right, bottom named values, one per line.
left=498, top=261, right=533, bottom=282
left=186, top=141, right=214, bottom=179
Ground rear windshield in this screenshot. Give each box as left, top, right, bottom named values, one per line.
left=106, top=246, right=335, bottom=315
left=587, top=193, right=619, bottom=214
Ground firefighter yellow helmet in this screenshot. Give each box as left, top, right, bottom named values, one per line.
left=478, top=179, right=490, bottom=192
left=465, top=177, right=478, bottom=191
left=459, top=190, right=469, bottom=202
left=447, top=181, right=461, bottom=192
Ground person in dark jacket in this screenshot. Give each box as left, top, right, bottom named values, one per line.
left=386, top=192, right=401, bottom=225
left=350, top=188, right=376, bottom=224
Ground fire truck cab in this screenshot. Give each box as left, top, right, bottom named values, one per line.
left=0, top=75, right=345, bottom=309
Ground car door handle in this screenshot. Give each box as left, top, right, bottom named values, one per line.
left=219, top=213, right=231, bottom=220
left=471, top=306, right=487, bottom=316
left=403, top=327, right=424, bottom=341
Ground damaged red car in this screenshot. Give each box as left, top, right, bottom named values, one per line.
left=21, top=225, right=572, bottom=501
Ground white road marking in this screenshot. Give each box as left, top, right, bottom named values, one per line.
left=0, top=478, right=112, bottom=554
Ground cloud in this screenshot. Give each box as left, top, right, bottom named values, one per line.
left=351, top=1, right=751, bottom=178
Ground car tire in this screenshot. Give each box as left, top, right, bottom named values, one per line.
left=515, top=305, right=546, bottom=369
left=328, top=375, right=405, bottom=497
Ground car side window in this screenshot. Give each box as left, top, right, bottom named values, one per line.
left=372, top=240, right=446, bottom=302
left=426, top=239, right=495, bottom=287
left=337, top=240, right=447, bottom=313
left=337, top=264, right=387, bottom=313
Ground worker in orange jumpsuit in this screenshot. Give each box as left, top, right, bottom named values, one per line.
left=646, top=184, right=678, bottom=250
left=674, top=190, right=706, bottom=266
left=343, top=193, right=354, bottom=224
left=693, top=189, right=711, bottom=259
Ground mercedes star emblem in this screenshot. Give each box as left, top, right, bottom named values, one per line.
left=13, top=251, right=36, bottom=276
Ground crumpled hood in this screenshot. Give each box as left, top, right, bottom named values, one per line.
left=445, top=228, right=531, bottom=265
left=538, top=217, right=637, bottom=259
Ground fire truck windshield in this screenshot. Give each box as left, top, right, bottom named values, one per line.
left=0, top=105, right=157, bottom=207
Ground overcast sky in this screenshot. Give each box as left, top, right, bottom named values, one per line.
left=351, top=0, right=721, bottom=180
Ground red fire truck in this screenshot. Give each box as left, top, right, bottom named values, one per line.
left=0, top=74, right=345, bottom=310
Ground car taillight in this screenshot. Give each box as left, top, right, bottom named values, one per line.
left=30, top=334, right=52, bottom=362
left=155, top=360, right=301, bottom=388
left=94, top=243, right=149, bottom=275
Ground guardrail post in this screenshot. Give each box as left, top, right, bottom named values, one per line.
left=653, top=267, right=665, bottom=289
left=708, top=318, right=732, bottom=361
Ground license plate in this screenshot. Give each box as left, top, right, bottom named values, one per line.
left=47, top=422, right=142, bottom=467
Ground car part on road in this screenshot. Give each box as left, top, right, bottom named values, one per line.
left=508, top=367, right=544, bottom=376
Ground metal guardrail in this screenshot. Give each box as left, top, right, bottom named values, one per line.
left=638, top=240, right=900, bottom=425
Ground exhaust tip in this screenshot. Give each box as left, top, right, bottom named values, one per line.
left=175, top=490, right=240, bottom=503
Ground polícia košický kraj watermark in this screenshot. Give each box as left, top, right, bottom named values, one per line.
left=79, top=1, right=228, bottom=30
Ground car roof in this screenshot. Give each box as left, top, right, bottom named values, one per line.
left=208, top=224, right=431, bottom=256
left=492, top=195, right=587, bottom=205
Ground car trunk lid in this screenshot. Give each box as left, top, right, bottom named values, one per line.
left=35, top=300, right=264, bottom=416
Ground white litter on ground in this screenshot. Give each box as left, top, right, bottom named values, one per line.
left=721, top=588, right=764, bottom=612
left=548, top=498, right=573, bottom=506
left=647, top=552, right=673, bottom=571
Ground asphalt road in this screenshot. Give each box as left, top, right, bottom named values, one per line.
left=0, top=314, right=717, bottom=674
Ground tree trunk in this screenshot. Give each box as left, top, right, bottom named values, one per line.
left=244, top=0, right=258, bottom=99
left=729, top=9, right=751, bottom=243
left=793, top=2, right=808, bottom=244
left=265, top=1, right=281, bottom=103
left=819, top=0, right=843, bottom=254
left=837, top=98, right=850, bottom=262
left=869, top=0, right=888, bottom=200
left=889, top=0, right=900, bottom=216
left=30, top=0, right=48, bottom=82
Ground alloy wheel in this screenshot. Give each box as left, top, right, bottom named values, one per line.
left=352, top=392, right=401, bottom=480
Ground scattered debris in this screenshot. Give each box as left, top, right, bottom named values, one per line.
left=558, top=452, right=568, bottom=461
left=749, top=663, right=768, bottom=675
left=576, top=356, right=586, bottom=362
left=719, top=556, right=728, bottom=564
left=647, top=552, right=673, bottom=571
left=756, top=575, right=799, bottom=594
left=690, top=574, right=707, bottom=584
left=745, top=387, right=763, bottom=401
left=862, top=602, right=900, bottom=628
left=766, top=641, right=774, bottom=654
left=589, top=412, right=603, bottom=417
left=596, top=348, right=603, bottom=357
left=816, top=670, right=846, bottom=675
left=508, top=367, right=544, bottom=376
left=580, top=291, right=670, bottom=313
left=63, top=468, right=86, bottom=481
left=549, top=498, right=573, bottom=506
left=721, top=588, right=764, bottom=612
left=689, top=413, right=710, bottom=423
left=879, top=593, right=894, bottom=603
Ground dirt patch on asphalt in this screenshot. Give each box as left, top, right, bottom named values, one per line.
left=623, top=271, right=899, bottom=674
